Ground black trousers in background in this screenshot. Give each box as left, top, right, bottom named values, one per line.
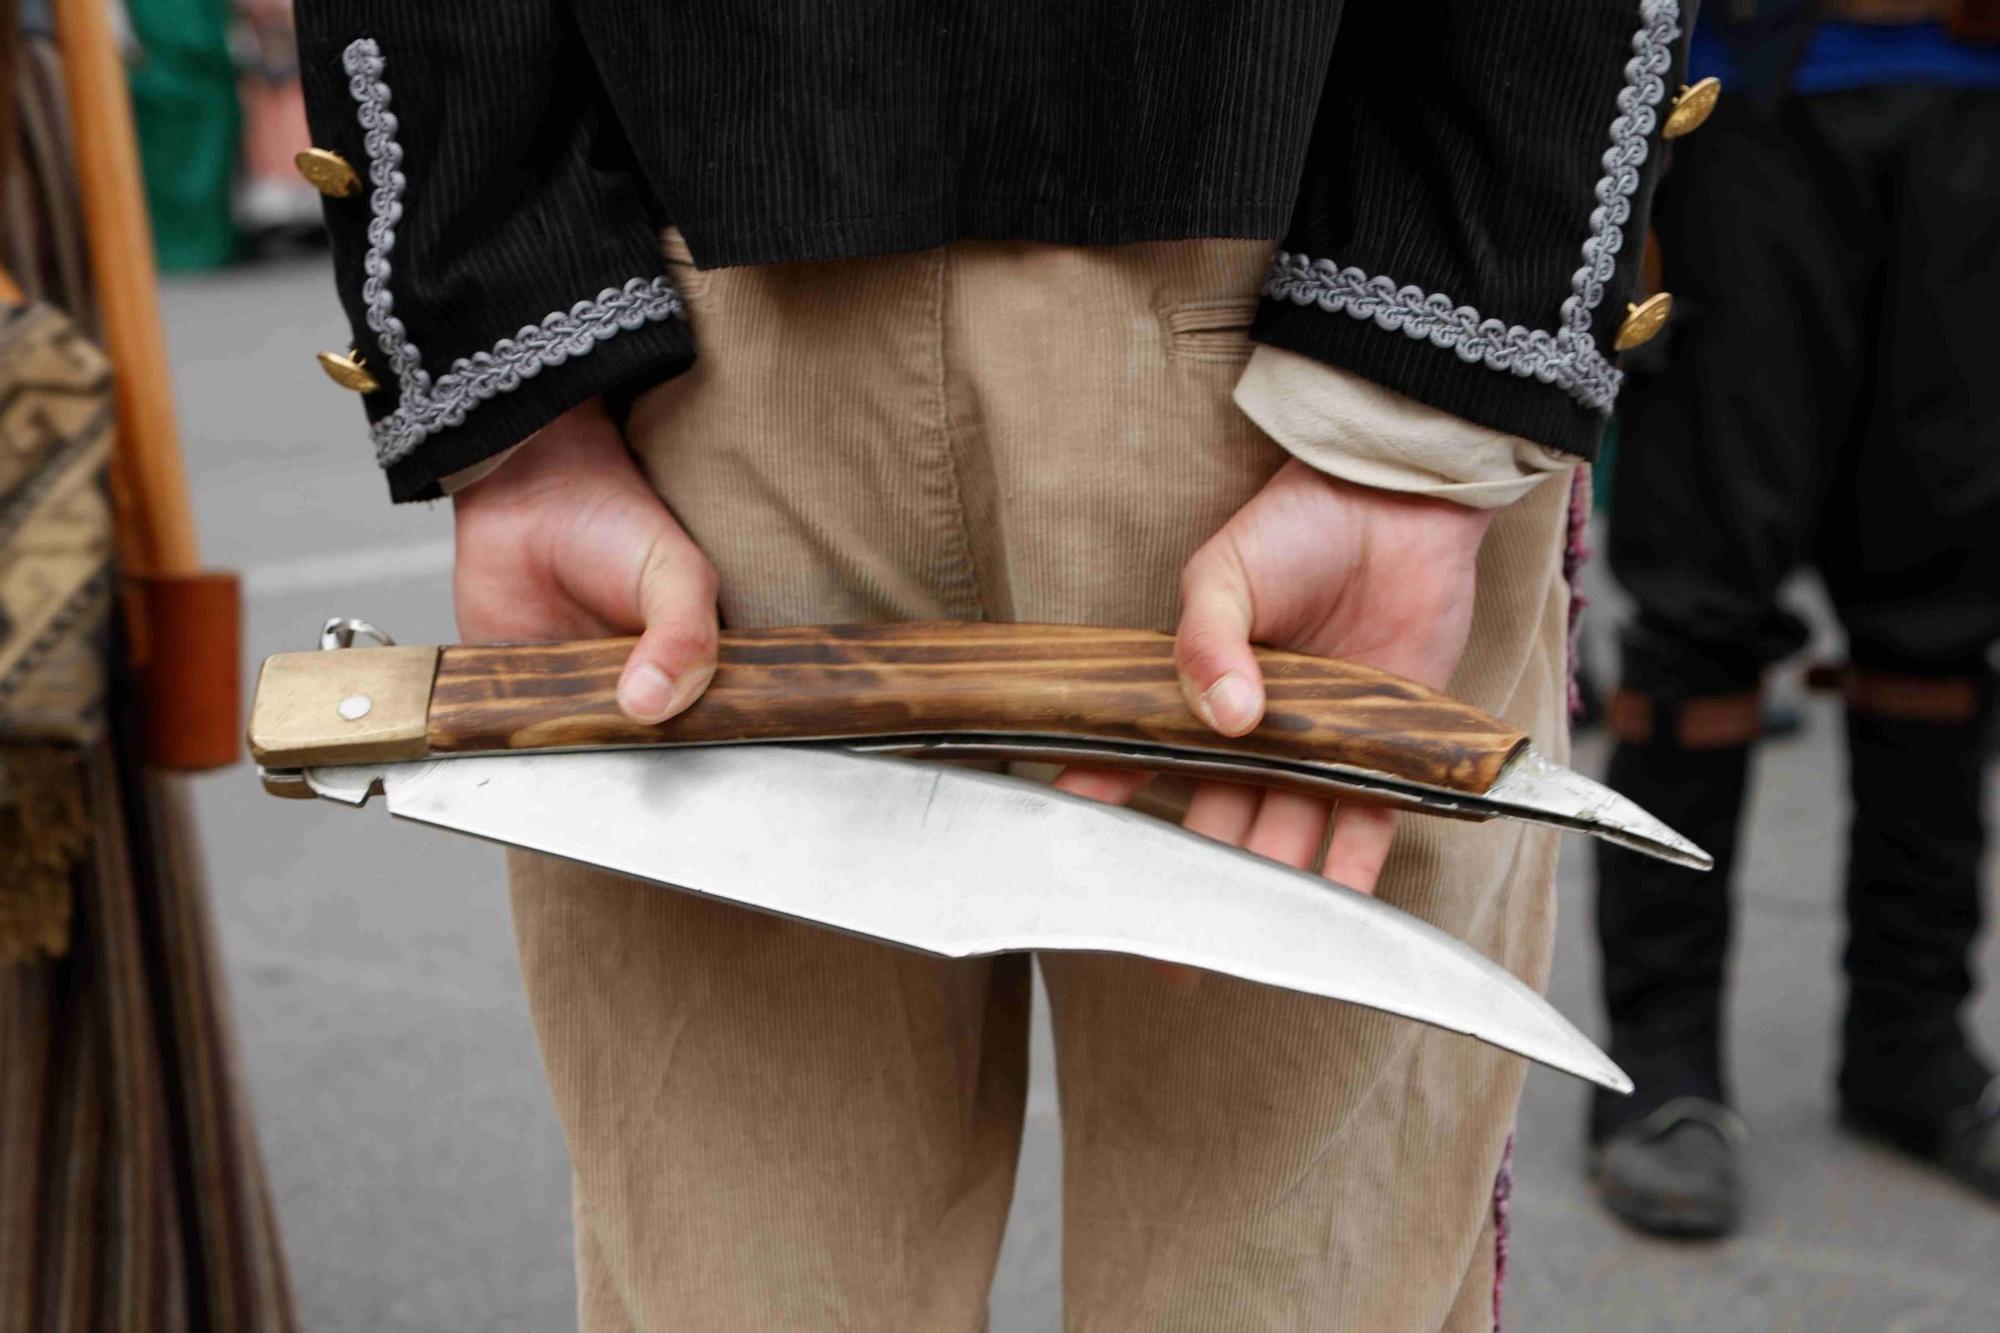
left=1594, top=86, right=2000, bottom=1129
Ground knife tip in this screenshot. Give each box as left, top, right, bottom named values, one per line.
left=1492, top=749, right=1713, bottom=872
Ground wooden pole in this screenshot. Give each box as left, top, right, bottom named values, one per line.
left=53, top=0, right=200, bottom=577
left=52, top=0, right=240, bottom=770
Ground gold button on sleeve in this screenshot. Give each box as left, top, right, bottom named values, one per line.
left=317, top=349, right=381, bottom=393
left=295, top=147, right=363, bottom=198
left=1662, top=78, right=1721, bottom=140
left=1614, top=293, right=1674, bottom=352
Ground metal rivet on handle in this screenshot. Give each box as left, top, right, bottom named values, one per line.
left=338, top=694, right=373, bottom=721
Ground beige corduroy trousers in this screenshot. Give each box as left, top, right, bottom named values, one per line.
left=506, top=232, right=1575, bottom=1331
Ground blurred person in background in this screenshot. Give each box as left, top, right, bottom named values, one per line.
left=1589, top=0, right=2000, bottom=1237
left=232, top=0, right=322, bottom=247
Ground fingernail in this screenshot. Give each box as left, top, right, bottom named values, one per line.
left=1201, top=674, right=1258, bottom=735
left=618, top=664, right=675, bottom=722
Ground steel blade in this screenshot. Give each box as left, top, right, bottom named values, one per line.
left=1483, top=748, right=1711, bottom=870
left=844, top=737, right=1711, bottom=870
left=307, top=747, right=1630, bottom=1092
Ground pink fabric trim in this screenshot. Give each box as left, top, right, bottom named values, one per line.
left=1563, top=465, right=1594, bottom=721
left=1492, top=1132, right=1516, bottom=1331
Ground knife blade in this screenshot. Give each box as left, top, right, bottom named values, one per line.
left=249, top=621, right=1709, bottom=869
left=298, top=744, right=1632, bottom=1093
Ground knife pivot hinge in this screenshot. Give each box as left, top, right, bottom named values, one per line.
left=321, top=617, right=397, bottom=651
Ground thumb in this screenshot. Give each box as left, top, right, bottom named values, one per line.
left=615, top=529, right=721, bottom=724
left=1174, top=536, right=1265, bottom=738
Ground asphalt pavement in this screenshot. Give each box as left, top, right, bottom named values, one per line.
left=166, top=254, right=2000, bottom=1332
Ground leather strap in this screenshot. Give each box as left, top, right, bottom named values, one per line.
left=1950, top=0, right=2000, bottom=44
left=1826, top=0, right=1949, bottom=21
left=1807, top=663, right=1984, bottom=723
left=1607, top=689, right=1763, bottom=749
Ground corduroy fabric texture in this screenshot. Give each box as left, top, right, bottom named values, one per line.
left=1252, top=0, right=1686, bottom=460
left=504, top=234, right=1575, bottom=1331
left=294, top=1, right=1683, bottom=497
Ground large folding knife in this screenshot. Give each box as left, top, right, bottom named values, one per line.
left=251, top=620, right=1709, bottom=1093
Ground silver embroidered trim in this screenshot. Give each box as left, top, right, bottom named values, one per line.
left=1261, top=0, right=1679, bottom=414
left=340, top=38, right=684, bottom=468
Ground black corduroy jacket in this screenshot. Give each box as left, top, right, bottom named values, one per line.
left=295, top=1, right=1692, bottom=502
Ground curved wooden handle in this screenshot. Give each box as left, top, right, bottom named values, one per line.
left=427, top=623, right=1527, bottom=795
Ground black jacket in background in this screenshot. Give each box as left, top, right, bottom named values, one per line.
left=295, top=1, right=1692, bottom=501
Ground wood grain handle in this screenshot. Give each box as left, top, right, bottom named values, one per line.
left=425, top=623, right=1527, bottom=795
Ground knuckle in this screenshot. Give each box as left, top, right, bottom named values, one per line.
left=637, top=532, right=720, bottom=605
left=1178, top=546, right=1223, bottom=598
left=1174, top=626, right=1237, bottom=681
left=651, top=620, right=718, bottom=664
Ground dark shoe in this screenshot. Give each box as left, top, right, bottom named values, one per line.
left=1588, top=1097, right=1747, bottom=1238
left=1842, top=1079, right=2000, bottom=1202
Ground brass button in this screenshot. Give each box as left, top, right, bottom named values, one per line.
left=295, top=147, right=362, bottom=198
left=1614, top=293, right=1674, bottom=351
left=1662, top=78, right=1721, bottom=140
left=317, top=349, right=381, bottom=393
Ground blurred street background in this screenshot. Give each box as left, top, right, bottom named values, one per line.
left=170, top=254, right=2000, bottom=1332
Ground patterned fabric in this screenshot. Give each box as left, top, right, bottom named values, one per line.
left=0, top=302, right=113, bottom=962
left=0, top=749, right=298, bottom=1333
left=0, top=25, right=298, bottom=1332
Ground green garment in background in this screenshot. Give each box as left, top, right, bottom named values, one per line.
left=1592, top=417, right=1619, bottom=514
left=127, top=0, right=239, bottom=270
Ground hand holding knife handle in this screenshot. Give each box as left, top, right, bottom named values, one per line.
left=249, top=621, right=1708, bottom=867
left=252, top=621, right=1518, bottom=781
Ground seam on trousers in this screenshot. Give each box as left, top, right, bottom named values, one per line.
left=931, top=244, right=989, bottom=620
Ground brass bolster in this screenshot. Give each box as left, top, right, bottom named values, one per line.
left=247, top=645, right=440, bottom=767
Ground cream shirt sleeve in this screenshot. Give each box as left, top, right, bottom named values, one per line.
left=1233, top=345, right=1576, bottom=508
left=438, top=442, right=525, bottom=495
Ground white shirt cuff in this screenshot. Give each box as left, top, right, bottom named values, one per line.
left=1232, top=345, right=1575, bottom=509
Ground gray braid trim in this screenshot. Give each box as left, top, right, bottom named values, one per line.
left=340, top=39, right=684, bottom=469
left=1261, top=0, right=1679, bottom=415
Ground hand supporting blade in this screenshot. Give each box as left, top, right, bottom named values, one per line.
left=304, top=745, right=1631, bottom=1093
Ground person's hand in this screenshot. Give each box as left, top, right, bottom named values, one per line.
left=1057, top=458, right=1494, bottom=895
left=451, top=398, right=720, bottom=723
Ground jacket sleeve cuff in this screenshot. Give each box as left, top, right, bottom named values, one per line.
left=1233, top=344, right=1573, bottom=509
left=379, top=312, right=694, bottom=502
left=303, top=36, right=694, bottom=503
left=1251, top=280, right=1611, bottom=462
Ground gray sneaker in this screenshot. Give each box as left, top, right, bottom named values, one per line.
left=1588, top=1096, right=1748, bottom=1238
